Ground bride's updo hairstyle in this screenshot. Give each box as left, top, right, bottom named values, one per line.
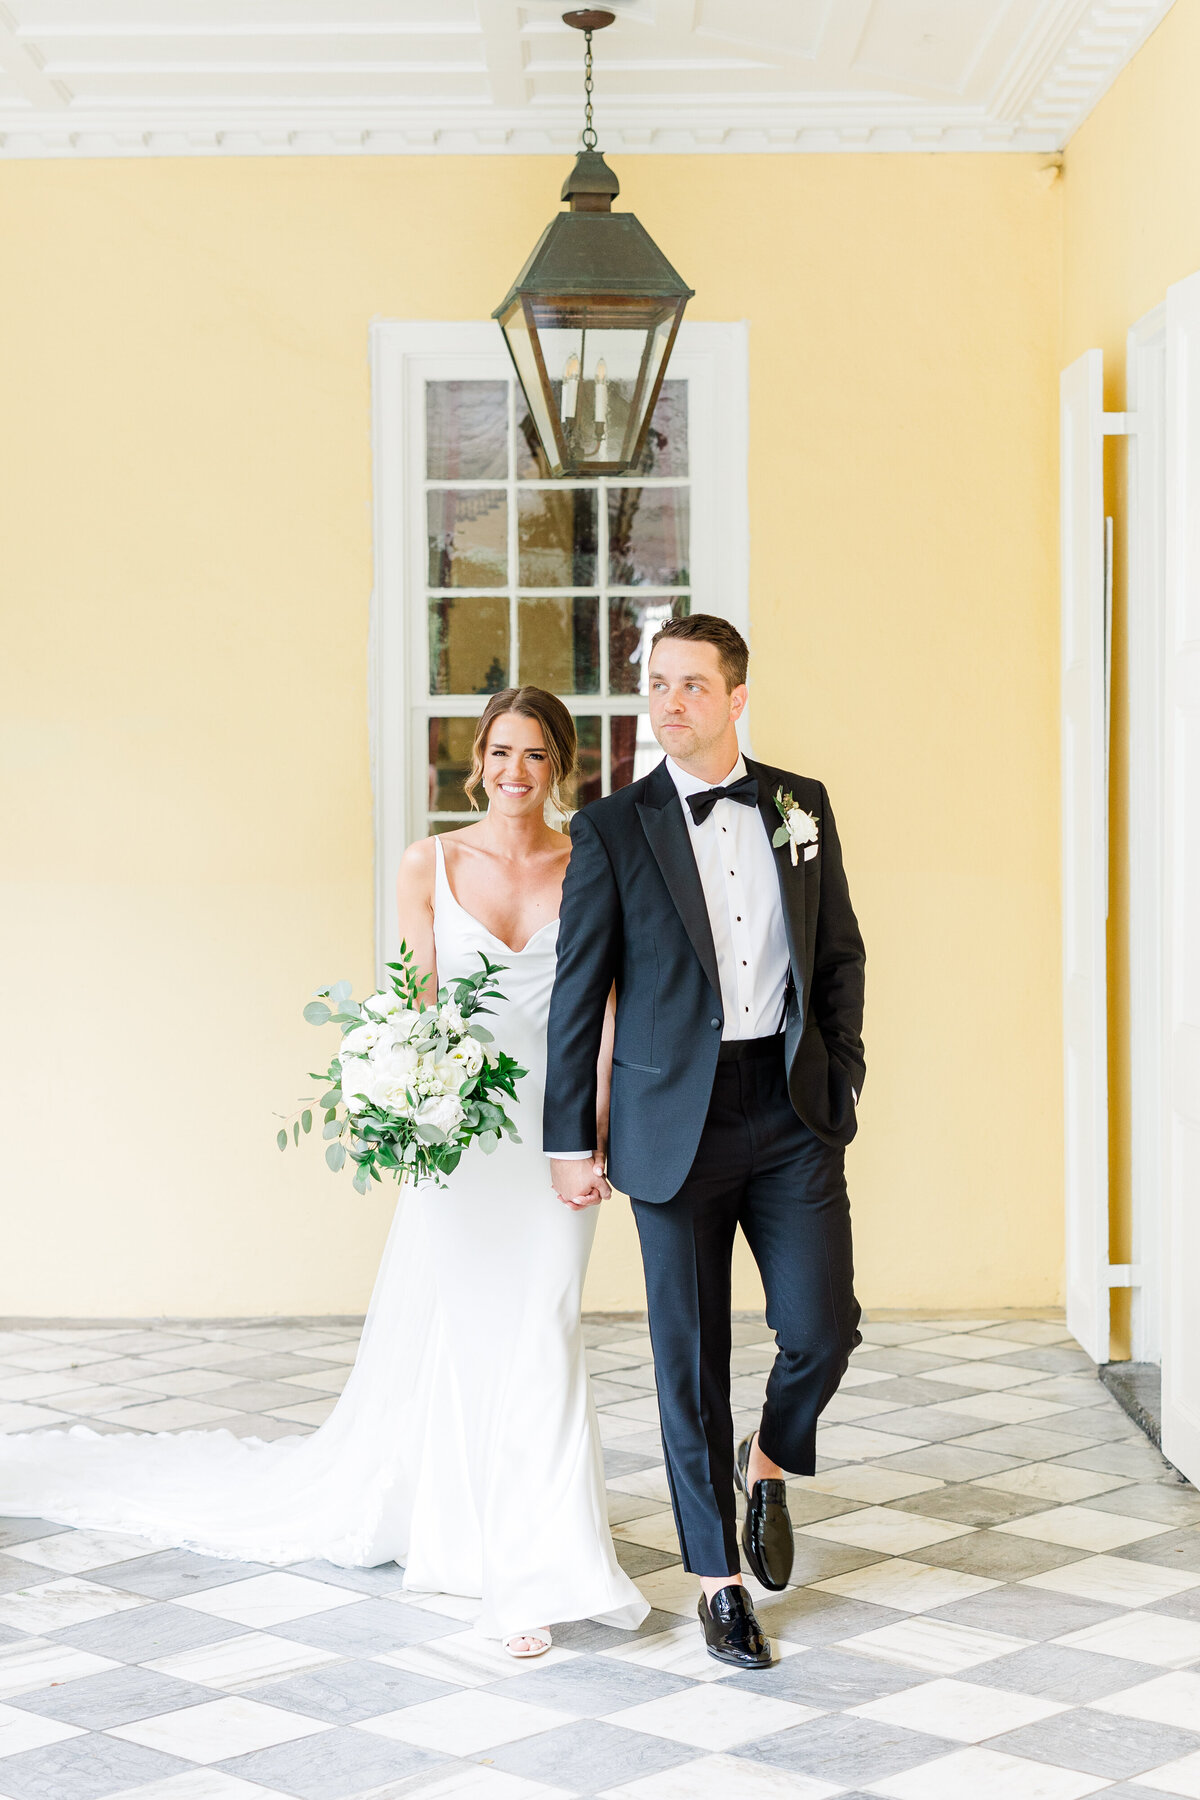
left=464, top=687, right=579, bottom=818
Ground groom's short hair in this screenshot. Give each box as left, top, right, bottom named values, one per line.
left=651, top=614, right=749, bottom=693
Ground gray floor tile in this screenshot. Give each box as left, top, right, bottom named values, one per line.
left=1058, top=1440, right=1178, bottom=1479
left=856, top=1406, right=1002, bottom=1442
left=755, top=1587, right=910, bottom=1644
left=482, top=1654, right=692, bottom=1715
left=889, top=1485, right=1054, bottom=1528
left=787, top=1538, right=889, bottom=1584
left=914, top=1530, right=1090, bottom=1580
left=743, top=1713, right=954, bottom=1782
left=846, top=1349, right=957, bottom=1375
left=221, top=1727, right=442, bottom=1799
left=202, top=1353, right=342, bottom=1380
left=852, top=1376, right=980, bottom=1408
left=0, top=1521, right=58, bottom=1550
left=926, top=1586, right=1121, bottom=1640
left=251, top=1658, right=456, bottom=1722
left=278, top=1558, right=406, bottom=1596
left=875, top=1444, right=1022, bottom=1480
left=1114, top=1528, right=1200, bottom=1571
left=992, top=1347, right=1096, bottom=1374
left=11, top=1664, right=217, bottom=1728
left=1049, top=1408, right=1147, bottom=1444
left=52, top=1600, right=245, bottom=1661
left=945, top=1424, right=1097, bottom=1460
left=968, top=1642, right=1164, bottom=1703
left=488, top=1717, right=694, bottom=1794
left=1085, top=1484, right=1200, bottom=1525
left=201, top=1379, right=321, bottom=1411
left=0, top=1732, right=189, bottom=1800
left=100, top=1549, right=276, bottom=1599
left=613, top=1540, right=680, bottom=1578
left=1148, top=1587, right=1200, bottom=1622
left=549, top=1608, right=682, bottom=1653
left=782, top=1489, right=866, bottom=1525
left=987, top=1707, right=1200, bottom=1779
left=0, top=1553, right=52, bottom=1595
left=602, top=1448, right=661, bottom=1478
left=729, top=1645, right=924, bottom=1709
left=606, top=1492, right=667, bottom=1527
left=272, top=1598, right=463, bottom=1657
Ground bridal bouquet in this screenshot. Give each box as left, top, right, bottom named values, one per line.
left=277, top=944, right=526, bottom=1193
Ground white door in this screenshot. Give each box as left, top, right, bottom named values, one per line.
left=1060, top=350, right=1111, bottom=1365
left=1161, top=271, right=1200, bottom=1485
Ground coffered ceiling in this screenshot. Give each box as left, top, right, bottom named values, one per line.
left=0, top=0, right=1175, bottom=158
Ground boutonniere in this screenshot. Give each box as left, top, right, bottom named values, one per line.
left=772, top=788, right=819, bottom=867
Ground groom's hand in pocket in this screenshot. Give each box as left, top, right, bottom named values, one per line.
left=552, top=1157, right=611, bottom=1210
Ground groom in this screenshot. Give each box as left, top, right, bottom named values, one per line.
left=544, top=614, right=865, bottom=1668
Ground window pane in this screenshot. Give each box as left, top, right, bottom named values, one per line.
left=611, top=713, right=664, bottom=792
left=565, top=715, right=602, bottom=812
left=607, top=594, right=690, bottom=696
left=427, top=489, right=507, bottom=588
left=427, top=716, right=478, bottom=814
left=633, top=378, right=688, bottom=476
left=430, top=818, right=471, bottom=836
left=608, top=487, right=689, bottom=587
left=426, top=381, right=508, bottom=480
left=429, top=597, right=510, bottom=696
left=518, top=488, right=597, bottom=587
left=517, top=596, right=599, bottom=695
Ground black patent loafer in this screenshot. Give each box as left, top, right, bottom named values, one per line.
left=698, top=1584, right=773, bottom=1668
left=735, top=1433, right=795, bottom=1592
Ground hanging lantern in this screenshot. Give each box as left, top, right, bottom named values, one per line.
left=492, top=8, right=694, bottom=478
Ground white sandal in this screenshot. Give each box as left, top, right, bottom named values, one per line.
left=503, top=1628, right=552, bottom=1659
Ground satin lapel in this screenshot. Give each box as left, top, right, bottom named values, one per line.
left=636, top=763, right=722, bottom=1003
left=749, top=759, right=809, bottom=993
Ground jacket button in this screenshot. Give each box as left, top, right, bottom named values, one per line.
left=710, top=1018, right=722, bottom=1029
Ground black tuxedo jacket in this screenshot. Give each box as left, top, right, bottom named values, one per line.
left=542, top=755, right=866, bottom=1204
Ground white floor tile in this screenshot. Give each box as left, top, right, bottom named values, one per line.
left=111, top=1696, right=332, bottom=1763
left=1133, top=1749, right=1200, bottom=1798
left=847, top=1616, right=1032, bottom=1674
left=972, top=1465, right=1134, bottom=1503
left=264, top=1398, right=337, bottom=1427
left=1021, top=1554, right=1200, bottom=1609
left=933, top=1391, right=1071, bottom=1424
left=605, top=1469, right=673, bottom=1504
left=0, top=1577, right=146, bottom=1633
left=0, top=1702, right=83, bottom=1758
left=278, top=1368, right=350, bottom=1394
left=813, top=1424, right=929, bottom=1461
left=174, top=1571, right=364, bottom=1627
left=838, top=1365, right=901, bottom=1390
left=1090, top=1669, right=1200, bottom=1730
left=812, top=1557, right=1000, bottom=1613
left=819, top=1392, right=905, bottom=1421
left=852, top=1675, right=1065, bottom=1742
left=403, top=1590, right=482, bottom=1622
left=869, top=1744, right=1112, bottom=1799
left=598, top=1413, right=653, bottom=1444
left=386, top=1770, right=575, bottom=1800
left=916, top=1336, right=1026, bottom=1361
left=599, top=1753, right=841, bottom=1799
left=804, top=1467, right=944, bottom=1503
left=798, top=1505, right=974, bottom=1555
left=601, top=1624, right=803, bottom=1683
left=611, top=1511, right=681, bottom=1554
left=974, top=1323, right=1074, bottom=1346
left=146, top=1632, right=342, bottom=1691
left=379, top=1628, right=576, bottom=1687
left=104, top=1772, right=286, bottom=1800
left=3, top=1527, right=156, bottom=1574
left=0, top=1638, right=119, bottom=1698
left=96, top=1398, right=238, bottom=1430
left=995, top=1504, right=1171, bottom=1552
left=361, top=1690, right=574, bottom=1755
left=603, top=1683, right=817, bottom=1751
left=631, top=1567, right=703, bottom=1618
left=920, top=1363, right=1051, bottom=1392
left=0, top=1402, right=76, bottom=1429
left=1054, top=1610, right=1200, bottom=1668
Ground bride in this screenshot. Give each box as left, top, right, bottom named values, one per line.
left=0, top=686, right=647, bottom=1659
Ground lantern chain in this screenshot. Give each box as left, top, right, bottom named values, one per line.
left=582, top=29, right=597, bottom=150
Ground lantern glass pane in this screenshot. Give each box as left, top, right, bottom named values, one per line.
left=427, top=489, right=507, bottom=588
left=517, top=596, right=600, bottom=695
left=502, top=306, right=561, bottom=473
left=426, top=381, right=508, bottom=479
left=518, top=487, right=597, bottom=586
left=608, top=486, right=690, bottom=587
left=534, top=322, right=654, bottom=466
left=428, top=596, right=510, bottom=697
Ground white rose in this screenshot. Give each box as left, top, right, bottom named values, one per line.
left=340, top=1022, right=384, bottom=1058
left=386, top=1009, right=424, bottom=1043
left=786, top=808, right=818, bottom=846
left=433, top=1057, right=465, bottom=1095
left=363, top=989, right=408, bottom=1021
left=375, top=1042, right=419, bottom=1082
left=342, top=1071, right=374, bottom=1113
left=373, top=1074, right=414, bottom=1117
left=418, top=1094, right=465, bottom=1137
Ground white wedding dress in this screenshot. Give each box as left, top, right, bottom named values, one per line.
left=0, top=838, right=647, bottom=1641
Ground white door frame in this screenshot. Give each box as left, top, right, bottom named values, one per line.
left=1126, top=305, right=1166, bottom=1366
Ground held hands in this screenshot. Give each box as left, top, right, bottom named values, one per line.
left=551, top=1157, right=611, bottom=1211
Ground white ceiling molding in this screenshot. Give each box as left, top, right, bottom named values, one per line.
left=0, top=0, right=1177, bottom=160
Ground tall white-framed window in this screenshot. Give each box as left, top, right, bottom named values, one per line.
left=370, top=320, right=748, bottom=980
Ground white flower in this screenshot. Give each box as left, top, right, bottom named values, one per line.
left=773, top=788, right=820, bottom=867
left=363, top=989, right=409, bottom=1022
left=385, top=1009, right=424, bottom=1043
left=375, top=1042, right=419, bottom=1083
left=343, top=1075, right=373, bottom=1114
left=373, top=1074, right=414, bottom=1117
left=443, top=1038, right=484, bottom=1080
left=418, top=1093, right=465, bottom=1137
left=437, top=1001, right=466, bottom=1037
left=340, top=1022, right=385, bottom=1058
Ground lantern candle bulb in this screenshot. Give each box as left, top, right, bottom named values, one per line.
left=594, top=357, right=608, bottom=424
left=561, top=352, right=580, bottom=421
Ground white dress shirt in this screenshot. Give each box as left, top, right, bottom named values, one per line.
left=549, top=755, right=792, bottom=1159
left=665, top=754, right=791, bottom=1042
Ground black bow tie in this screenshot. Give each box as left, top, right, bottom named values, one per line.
left=685, top=772, right=759, bottom=825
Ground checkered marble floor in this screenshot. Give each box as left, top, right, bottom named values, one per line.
left=1, top=1313, right=1199, bottom=1800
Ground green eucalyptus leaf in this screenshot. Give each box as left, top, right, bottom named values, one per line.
left=303, top=1000, right=332, bottom=1026
left=771, top=825, right=790, bottom=849
left=301, top=1109, right=312, bottom=1134
left=326, top=1142, right=347, bottom=1172
left=323, top=1118, right=341, bottom=1140
left=276, top=1129, right=288, bottom=1152
left=293, top=1120, right=300, bottom=1146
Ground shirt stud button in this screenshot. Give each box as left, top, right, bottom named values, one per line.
left=710, top=1018, right=721, bottom=1029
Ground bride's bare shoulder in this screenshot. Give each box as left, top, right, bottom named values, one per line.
left=396, top=835, right=438, bottom=902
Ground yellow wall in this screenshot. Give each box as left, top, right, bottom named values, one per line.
left=1061, top=0, right=1200, bottom=1357
left=0, top=151, right=1063, bottom=1316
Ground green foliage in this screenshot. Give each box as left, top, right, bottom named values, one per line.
left=274, top=942, right=527, bottom=1195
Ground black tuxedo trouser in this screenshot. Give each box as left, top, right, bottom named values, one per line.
left=631, top=1038, right=862, bottom=1576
